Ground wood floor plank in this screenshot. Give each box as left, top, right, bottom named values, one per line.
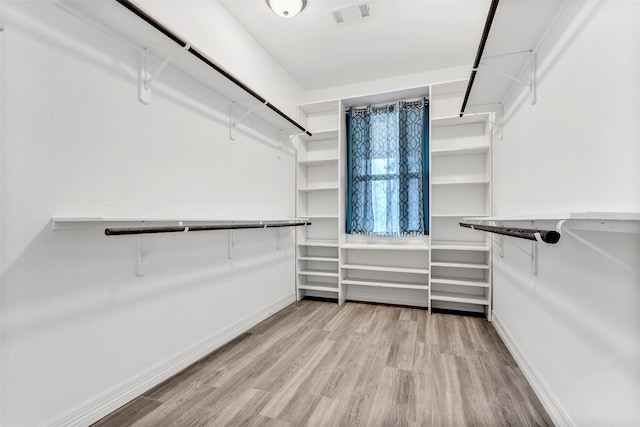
left=96, top=301, right=552, bottom=427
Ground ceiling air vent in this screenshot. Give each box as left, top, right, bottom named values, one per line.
left=329, top=2, right=373, bottom=25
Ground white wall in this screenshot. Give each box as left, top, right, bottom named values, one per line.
left=491, top=1, right=640, bottom=426
left=0, top=1, right=300, bottom=425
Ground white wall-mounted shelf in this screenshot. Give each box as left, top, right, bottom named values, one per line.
left=462, top=1, right=568, bottom=114
left=297, top=283, right=339, bottom=293
left=431, top=179, right=490, bottom=186
left=341, top=243, right=430, bottom=251
left=464, top=212, right=640, bottom=222
left=341, top=278, right=428, bottom=291
left=431, top=241, right=491, bottom=251
left=430, top=291, right=489, bottom=305
left=430, top=262, right=489, bottom=270
left=430, top=277, right=490, bottom=288
left=298, top=270, right=340, bottom=278
left=51, top=216, right=307, bottom=230
left=431, top=146, right=490, bottom=156
left=298, top=256, right=339, bottom=263
left=297, top=186, right=339, bottom=192
left=298, top=240, right=339, bottom=248
left=342, top=264, right=429, bottom=275
left=56, top=0, right=309, bottom=136
left=298, top=158, right=339, bottom=167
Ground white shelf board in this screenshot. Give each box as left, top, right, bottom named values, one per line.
left=464, top=212, right=640, bottom=222
left=298, top=270, right=339, bottom=278
left=431, top=213, right=487, bottom=218
left=341, top=242, right=429, bottom=251
left=52, top=216, right=307, bottom=228
left=430, top=277, right=490, bottom=288
left=341, top=264, right=429, bottom=275
left=299, top=129, right=339, bottom=142
left=431, top=179, right=490, bottom=186
left=431, top=114, right=490, bottom=127
left=56, top=0, right=309, bottom=136
left=298, top=284, right=339, bottom=293
left=431, top=146, right=489, bottom=156
left=298, top=256, right=339, bottom=263
left=430, top=262, right=489, bottom=270
left=298, top=186, right=339, bottom=192
left=342, top=278, right=428, bottom=291
left=298, top=240, right=339, bottom=248
left=430, top=241, right=491, bottom=251
left=464, top=1, right=568, bottom=113
left=301, top=215, right=339, bottom=220
left=298, top=158, right=339, bottom=167
left=430, top=291, right=489, bottom=305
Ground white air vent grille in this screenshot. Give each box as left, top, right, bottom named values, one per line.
left=329, top=2, right=373, bottom=25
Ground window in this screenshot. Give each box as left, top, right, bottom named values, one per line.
left=346, top=99, right=429, bottom=236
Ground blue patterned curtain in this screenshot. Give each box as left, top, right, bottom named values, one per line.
left=347, top=99, right=429, bottom=236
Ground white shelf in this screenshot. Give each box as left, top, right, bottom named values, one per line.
left=341, top=242, right=430, bottom=251
left=298, top=256, right=339, bottom=263
left=298, top=158, right=339, bottom=167
left=464, top=1, right=568, bottom=114
left=342, top=278, right=428, bottom=291
left=55, top=0, right=309, bottom=136
left=298, top=129, right=339, bottom=142
left=430, top=241, right=491, bottom=251
left=431, top=146, right=489, bottom=156
left=430, top=291, right=489, bottom=305
left=430, top=262, right=489, bottom=270
left=431, top=213, right=487, bottom=218
left=342, top=264, right=429, bottom=275
left=298, top=240, right=339, bottom=248
left=464, top=212, right=640, bottom=222
left=298, top=186, right=339, bottom=192
left=52, top=216, right=309, bottom=229
left=298, top=270, right=339, bottom=278
left=298, top=284, right=339, bottom=293
left=431, top=114, right=490, bottom=127
left=430, top=277, right=490, bottom=288
left=431, top=179, right=490, bottom=186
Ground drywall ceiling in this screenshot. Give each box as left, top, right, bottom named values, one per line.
left=218, top=0, right=492, bottom=90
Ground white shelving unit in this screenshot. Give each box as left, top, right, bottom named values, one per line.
left=295, top=101, right=343, bottom=302
left=296, top=80, right=496, bottom=318
left=429, top=90, right=493, bottom=318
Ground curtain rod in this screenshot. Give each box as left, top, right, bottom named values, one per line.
left=344, top=98, right=429, bottom=114
left=459, top=222, right=561, bottom=244
left=105, top=221, right=312, bottom=236
left=460, top=0, right=500, bottom=117
left=114, top=0, right=311, bottom=136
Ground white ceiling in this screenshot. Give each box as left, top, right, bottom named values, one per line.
left=218, top=0, right=492, bottom=90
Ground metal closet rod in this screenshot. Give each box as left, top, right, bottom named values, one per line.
left=105, top=221, right=312, bottom=236
left=460, top=0, right=500, bottom=116
left=114, top=0, right=312, bottom=137
left=459, top=222, right=561, bottom=244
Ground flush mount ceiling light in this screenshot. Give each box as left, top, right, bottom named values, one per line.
left=265, top=0, right=307, bottom=18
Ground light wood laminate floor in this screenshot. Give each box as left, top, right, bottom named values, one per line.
left=93, top=300, right=552, bottom=426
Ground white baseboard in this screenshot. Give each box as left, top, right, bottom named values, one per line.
left=492, top=310, right=574, bottom=427
left=45, top=294, right=296, bottom=427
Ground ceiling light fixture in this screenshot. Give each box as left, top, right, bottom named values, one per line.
left=265, top=0, right=307, bottom=18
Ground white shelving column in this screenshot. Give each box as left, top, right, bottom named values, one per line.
left=295, top=101, right=342, bottom=303
left=429, top=81, right=493, bottom=318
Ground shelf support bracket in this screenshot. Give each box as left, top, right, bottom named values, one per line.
left=139, top=42, right=191, bottom=104
left=557, top=220, right=637, bottom=270
left=228, top=230, right=236, bottom=259
left=476, top=50, right=536, bottom=106
left=136, top=235, right=149, bottom=276
left=229, top=99, right=266, bottom=140
left=276, top=226, right=294, bottom=250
